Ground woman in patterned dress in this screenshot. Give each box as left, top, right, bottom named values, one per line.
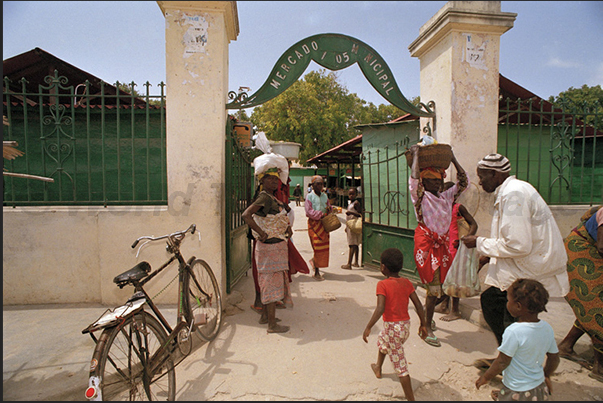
left=558, top=205, right=603, bottom=382
left=242, top=168, right=292, bottom=333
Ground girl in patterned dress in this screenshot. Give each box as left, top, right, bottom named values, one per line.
left=363, top=248, right=428, bottom=401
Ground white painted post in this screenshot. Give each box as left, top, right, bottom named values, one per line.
left=408, top=1, right=516, bottom=230
left=157, top=1, right=239, bottom=295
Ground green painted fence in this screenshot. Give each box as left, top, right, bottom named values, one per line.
left=3, top=73, right=166, bottom=206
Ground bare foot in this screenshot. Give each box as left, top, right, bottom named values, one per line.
left=441, top=312, right=462, bottom=322
left=267, top=324, right=290, bottom=333
left=371, top=363, right=382, bottom=379
left=352, top=263, right=359, bottom=267
left=341, top=264, right=352, bottom=270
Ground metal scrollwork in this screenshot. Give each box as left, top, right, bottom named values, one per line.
left=379, top=190, right=409, bottom=216
left=549, top=121, right=573, bottom=191
left=227, top=90, right=249, bottom=104
left=420, top=101, right=436, bottom=137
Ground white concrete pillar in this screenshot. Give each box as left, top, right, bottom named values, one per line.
left=409, top=1, right=516, bottom=176
left=156, top=1, right=239, bottom=294
left=408, top=1, right=516, bottom=231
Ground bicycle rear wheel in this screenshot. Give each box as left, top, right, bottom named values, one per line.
left=185, top=259, right=223, bottom=342
left=92, top=311, right=176, bottom=401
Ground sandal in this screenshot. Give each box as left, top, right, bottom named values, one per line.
left=267, top=324, right=290, bottom=333
left=259, top=317, right=281, bottom=325
left=250, top=305, right=263, bottom=314
left=588, top=371, right=603, bottom=383
left=313, top=274, right=325, bottom=281
left=424, top=335, right=441, bottom=347
left=491, top=389, right=499, bottom=401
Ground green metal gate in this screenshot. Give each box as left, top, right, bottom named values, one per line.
left=224, top=116, right=259, bottom=293
left=360, top=121, right=421, bottom=282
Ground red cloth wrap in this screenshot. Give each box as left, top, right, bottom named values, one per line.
left=413, top=222, right=451, bottom=284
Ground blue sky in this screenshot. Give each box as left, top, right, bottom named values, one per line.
left=3, top=1, right=603, bottom=109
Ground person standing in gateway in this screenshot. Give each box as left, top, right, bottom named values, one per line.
left=305, top=175, right=332, bottom=281
left=293, top=183, right=303, bottom=206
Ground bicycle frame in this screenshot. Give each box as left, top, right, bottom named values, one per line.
left=83, top=225, right=205, bottom=400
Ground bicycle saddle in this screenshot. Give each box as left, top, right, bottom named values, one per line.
left=113, top=261, right=151, bottom=288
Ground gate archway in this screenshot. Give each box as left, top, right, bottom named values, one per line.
left=227, top=33, right=434, bottom=117
left=224, top=33, right=433, bottom=292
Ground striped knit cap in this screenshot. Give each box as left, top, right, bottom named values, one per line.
left=477, top=153, right=511, bottom=173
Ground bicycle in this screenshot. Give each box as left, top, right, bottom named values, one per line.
left=82, top=224, right=223, bottom=401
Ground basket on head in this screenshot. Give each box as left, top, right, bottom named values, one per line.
left=404, top=143, right=453, bottom=170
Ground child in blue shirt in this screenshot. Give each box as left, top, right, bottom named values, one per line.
left=476, top=278, right=560, bottom=400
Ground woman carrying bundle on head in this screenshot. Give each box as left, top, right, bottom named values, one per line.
left=408, top=144, right=468, bottom=347
left=242, top=158, right=293, bottom=334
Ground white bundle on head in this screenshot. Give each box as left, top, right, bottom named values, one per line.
left=253, top=152, right=289, bottom=184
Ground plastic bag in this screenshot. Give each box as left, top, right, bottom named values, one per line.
left=252, top=131, right=273, bottom=154
left=442, top=242, right=480, bottom=298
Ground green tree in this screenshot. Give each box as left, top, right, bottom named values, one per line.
left=548, top=84, right=603, bottom=127
left=250, top=69, right=409, bottom=163
left=548, top=84, right=603, bottom=107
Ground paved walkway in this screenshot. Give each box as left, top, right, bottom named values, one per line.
left=3, top=204, right=602, bottom=400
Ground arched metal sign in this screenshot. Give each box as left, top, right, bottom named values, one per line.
left=227, top=33, right=434, bottom=118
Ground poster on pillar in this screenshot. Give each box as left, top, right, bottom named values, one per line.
left=182, top=14, right=209, bottom=56
left=463, top=34, right=486, bottom=70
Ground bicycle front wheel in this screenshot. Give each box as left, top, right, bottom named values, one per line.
left=186, top=259, right=223, bottom=342
left=93, top=311, right=176, bottom=401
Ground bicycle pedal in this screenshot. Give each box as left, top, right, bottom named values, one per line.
left=194, top=313, right=207, bottom=325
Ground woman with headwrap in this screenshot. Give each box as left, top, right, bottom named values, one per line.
left=250, top=174, right=310, bottom=313
left=408, top=144, right=468, bottom=347
left=242, top=168, right=292, bottom=333
left=305, top=175, right=333, bottom=281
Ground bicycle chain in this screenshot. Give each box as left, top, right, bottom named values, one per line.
left=151, top=272, right=179, bottom=300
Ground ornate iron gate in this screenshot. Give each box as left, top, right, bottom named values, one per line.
left=224, top=116, right=259, bottom=293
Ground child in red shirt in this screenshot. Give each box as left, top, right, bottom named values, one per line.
left=363, top=248, right=429, bottom=401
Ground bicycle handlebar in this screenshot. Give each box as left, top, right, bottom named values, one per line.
left=131, top=224, right=196, bottom=249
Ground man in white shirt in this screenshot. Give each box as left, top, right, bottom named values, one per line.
left=462, top=153, right=569, bottom=350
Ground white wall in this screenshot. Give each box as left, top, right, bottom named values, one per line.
left=3, top=1, right=239, bottom=306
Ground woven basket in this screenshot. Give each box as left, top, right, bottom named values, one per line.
left=346, top=217, right=363, bottom=235
left=321, top=213, right=342, bottom=232
left=404, top=143, right=452, bottom=170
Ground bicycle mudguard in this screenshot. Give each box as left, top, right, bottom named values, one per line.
left=81, top=294, right=146, bottom=334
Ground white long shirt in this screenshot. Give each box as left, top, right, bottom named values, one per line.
left=476, top=176, right=569, bottom=297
